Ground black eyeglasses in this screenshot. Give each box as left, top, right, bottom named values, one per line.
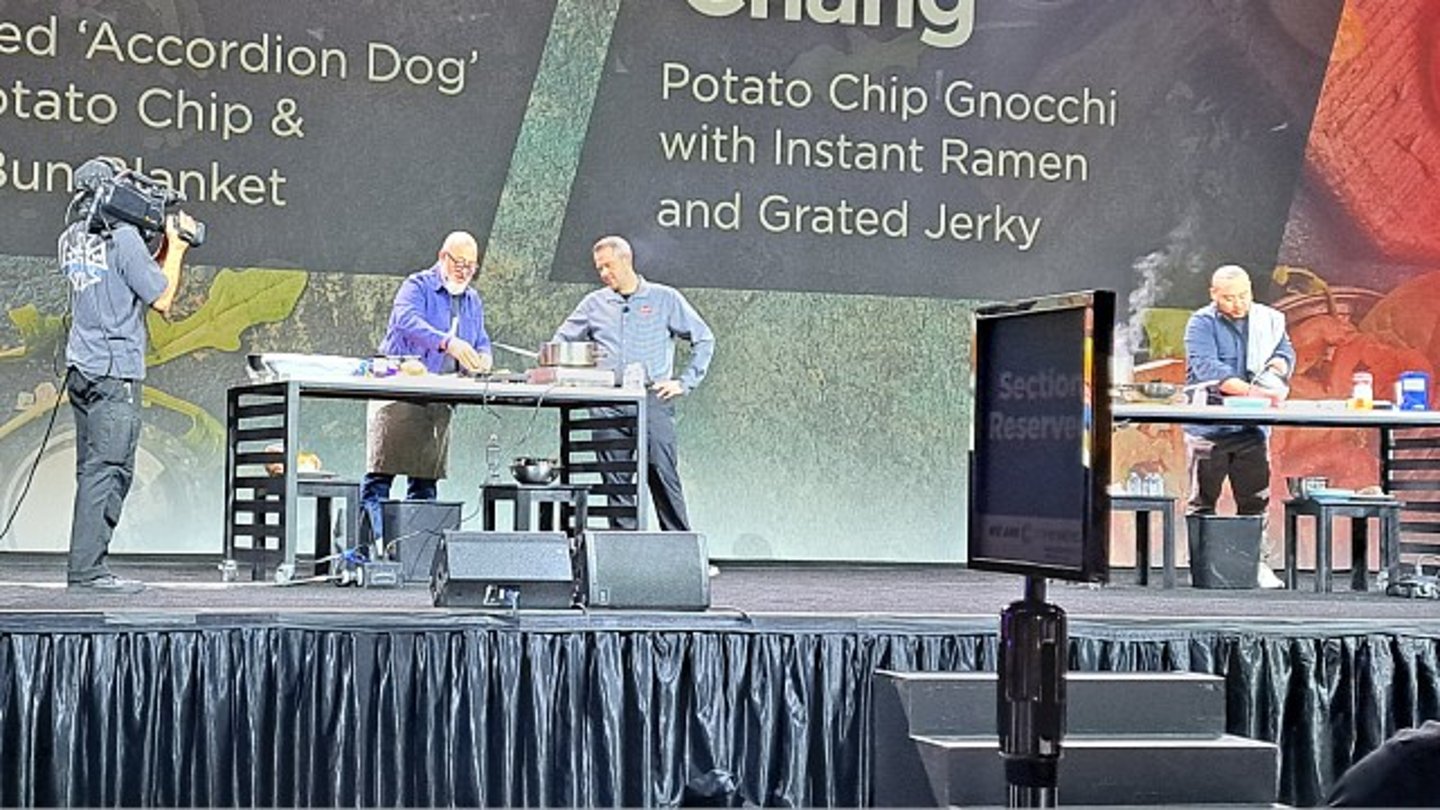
left=444, top=252, right=478, bottom=273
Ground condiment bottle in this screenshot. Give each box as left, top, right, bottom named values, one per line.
left=1350, top=372, right=1374, bottom=410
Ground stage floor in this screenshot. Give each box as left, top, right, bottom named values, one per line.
left=1, top=559, right=1437, bottom=629
left=2, top=558, right=1435, bottom=808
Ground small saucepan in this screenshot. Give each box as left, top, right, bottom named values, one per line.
left=511, top=456, right=562, bottom=485
left=538, top=341, right=602, bottom=368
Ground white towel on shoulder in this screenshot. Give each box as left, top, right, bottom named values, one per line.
left=1245, top=302, right=1286, bottom=377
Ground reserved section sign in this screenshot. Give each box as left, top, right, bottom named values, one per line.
left=969, top=290, right=1113, bottom=581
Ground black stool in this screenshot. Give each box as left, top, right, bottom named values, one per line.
left=480, top=483, right=591, bottom=535
left=1112, top=493, right=1177, bottom=588
left=1284, top=496, right=1401, bottom=592
left=297, top=477, right=361, bottom=575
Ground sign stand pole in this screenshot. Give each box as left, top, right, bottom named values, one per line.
left=998, top=574, right=1067, bottom=808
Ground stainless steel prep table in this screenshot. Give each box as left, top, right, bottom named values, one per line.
left=1113, top=401, right=1440, bottom=568
left=223, top=375, right=647, bottom=580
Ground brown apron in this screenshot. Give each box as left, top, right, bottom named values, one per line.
left=365, top=400, right=453, bottom=479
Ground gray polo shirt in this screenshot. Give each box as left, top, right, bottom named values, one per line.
left=59, top=221, right=169, bottom=380
left=553, top=276, right=715, bottom=391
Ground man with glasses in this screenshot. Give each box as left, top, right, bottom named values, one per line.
left=361, top=231, right=492, bottom=542
left=1183, top=264, right=1294, bottom=589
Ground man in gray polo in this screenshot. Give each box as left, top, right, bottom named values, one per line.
left=553, top=235, right=715, bottom=530
left=59, top=158, right=197, bottom=593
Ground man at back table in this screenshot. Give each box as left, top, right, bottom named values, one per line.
left=553, top=235, right=715, bottom=530
left=1183, top=264, right=1295, bottom=590
left=361, top=231, right=492, bottom=544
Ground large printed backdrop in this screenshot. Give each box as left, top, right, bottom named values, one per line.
left=0, top=1, right=556, bottom=272
left=2, top=0, right=1412, bottom=564
left=557, top=0, right=1338, bottom=300
left=1122, top=1, right=1440, bottom=560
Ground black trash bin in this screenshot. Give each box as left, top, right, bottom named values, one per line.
left=1185, top=515, right=1261, bottom=589
left=380, top=500, right=463, bottom=583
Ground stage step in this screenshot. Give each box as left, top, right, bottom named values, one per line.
left=914, top=734, right=1279, bottom=807
left=875, top=670, right=1226, bottom=737
left=872, top=670, right=1279, bottom=807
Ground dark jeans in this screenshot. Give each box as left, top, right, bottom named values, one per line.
left=1185, top=429, right=1272, bottom=561
left=67, top=370, right=142, bottom=583
left=360, top=473, right=437, bottom=543
left=595, top=392, right=690, bottom=531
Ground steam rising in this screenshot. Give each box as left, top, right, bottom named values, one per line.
left=1124, top=210, right=1203, bottom=363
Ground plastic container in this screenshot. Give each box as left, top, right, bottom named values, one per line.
left=1222, top=396, right=1270, bottom=410
left=1144, top=472, right=1165, bottom=496
left=372, top=356, right=401, bottom=377
left=1349, top=372, right=1374, bottom=410
left=1397, top=371, right=1430, bottom=411
left=622, top=362, right=646, bottom=390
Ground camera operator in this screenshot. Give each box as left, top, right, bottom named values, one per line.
left=59, top=157, right=199, bottom=593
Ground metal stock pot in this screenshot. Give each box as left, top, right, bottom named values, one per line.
left=538, top=341, right=601, bottom=367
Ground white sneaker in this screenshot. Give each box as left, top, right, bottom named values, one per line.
left=1257, top=563, right=1285, bottom=590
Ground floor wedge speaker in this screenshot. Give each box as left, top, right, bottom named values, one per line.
left=581, top=531, right=710, bottom=610
left=432, top=531, right=574, bottom=609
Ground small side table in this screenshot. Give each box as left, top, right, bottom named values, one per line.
left=1283, top=496, right=1401, bottom=593
left=1112, top=493, right=1177, bottom=589
left=480, top=483, right=591, bottom=536
left=297, top=477, right=361, bottom=576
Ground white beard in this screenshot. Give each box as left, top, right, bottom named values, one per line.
left=443, top=279, right=470, bottom=296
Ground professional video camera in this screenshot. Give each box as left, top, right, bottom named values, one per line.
left=68, top=157, right=206, bottom=247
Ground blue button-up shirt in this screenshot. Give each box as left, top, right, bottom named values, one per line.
left=553, top=276, right=715, bottom=391
left=1184, top=302, right=1295, bottom=437
left=378, top=264, right=491, bottom=373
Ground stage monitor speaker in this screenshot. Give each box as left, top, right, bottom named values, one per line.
left=380, top=500, right=462, bottom=583
left=581, top=531, right=710, bottom=610
left=431, top=531, right=574, bottom=609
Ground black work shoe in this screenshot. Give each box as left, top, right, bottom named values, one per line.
left=69, top=575, right=146, bottom=594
